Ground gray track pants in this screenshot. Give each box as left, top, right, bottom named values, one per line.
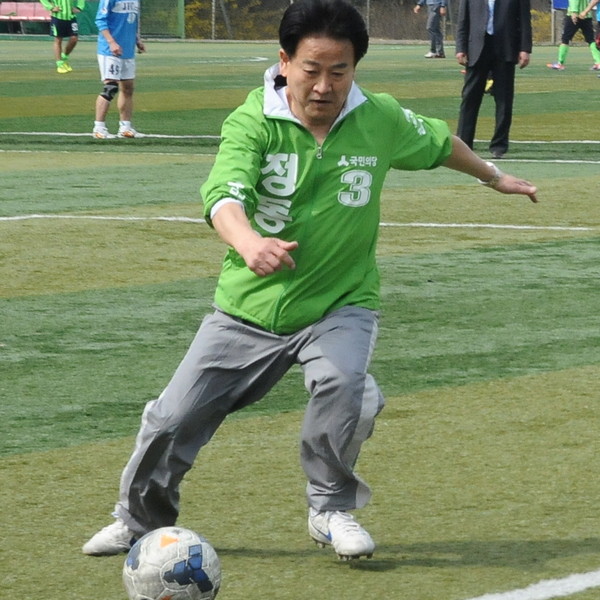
left=115, top=305, right=385, bottom=536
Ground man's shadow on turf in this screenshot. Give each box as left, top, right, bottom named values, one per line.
left=217, top=537, right=600, bottom=572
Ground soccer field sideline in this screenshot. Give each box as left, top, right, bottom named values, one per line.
left=464, top=568, right=600, bottom=600
left=0, top=213, right=596, bottom=232
left=1, top=131, right=600, bottom=145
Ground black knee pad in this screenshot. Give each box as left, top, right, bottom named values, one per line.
left=100, top=82, right=118, bottom=102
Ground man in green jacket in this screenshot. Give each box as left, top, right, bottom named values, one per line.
left=83, top=0, right=537, bottom=562
left=40, top=0, right=85, bottom=73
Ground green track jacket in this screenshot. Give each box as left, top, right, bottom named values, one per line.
left=201, top=65, right=453, bottom=334
left=40, top=0, right=85, bottom=20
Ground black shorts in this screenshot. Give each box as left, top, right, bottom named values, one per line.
left=561, top=15, right=595, bottom=45
left=51, top=17, right=78, bottom=38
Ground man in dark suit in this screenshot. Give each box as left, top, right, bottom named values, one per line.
left=455, top=0, right=532, bottom=159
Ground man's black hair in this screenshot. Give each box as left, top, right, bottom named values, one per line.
left=278, top=0, right=369, bottom=65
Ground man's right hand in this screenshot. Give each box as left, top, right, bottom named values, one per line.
left=239, top=237, right=298, bottom=277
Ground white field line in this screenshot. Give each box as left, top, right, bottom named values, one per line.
left=0, top=132, right=600, bottom=148
left=0, top=214, right=595, bottom=232
left=0, top=214, right=207, bottom=224
left=0, top=132, right=220, bottom=139
left=380, top=222, right=595, bottom=231
left=464, top=569, right=600, bottom=600
left=507, top=140, right=600, bottom=144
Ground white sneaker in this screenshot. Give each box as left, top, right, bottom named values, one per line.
left=424, top=51, right=437, bottom=58
left=118, top=127, right=145, bottom=138
left=308, top=508, right=375, bottom=560
left=82, top=518, right=137, bottom=556
left=93, top=126, right=116, bottom=140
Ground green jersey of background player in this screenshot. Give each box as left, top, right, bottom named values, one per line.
left=40, top=0, right=85, bottom=73
left=83, top=0, right=537, bottom=562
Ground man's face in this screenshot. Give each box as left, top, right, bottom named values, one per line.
left=279, top=35, right=356, bottom=134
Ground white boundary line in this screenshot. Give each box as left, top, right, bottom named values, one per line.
left=464, top=569, right=600, bottom=600
left=507, top=140, right=600, bottom=145
left=0, top=132, right=600, bottom=146
left=0, top=214, right=207, bottom=224
left=0, top=132, right=220, bottom=139
left=380, top=222, right=594, bottom=231
left=0, top=214, right=595, bottom=232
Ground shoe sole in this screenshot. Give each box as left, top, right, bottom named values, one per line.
left=311, top=537, right=374, bottom=560
left=310, top=535, right=374, bottom=560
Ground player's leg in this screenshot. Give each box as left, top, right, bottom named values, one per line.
left=580, top=18, right=600, bottom=67
left=53, top=36, right=62, bottom=62
left=93, top=55, right=121, bottom=138
left=61, top=27, right=78, bottom=72
left=50, top=18, right=63, bottom=72
left=549, top=17, right=576, bottom=69
left=298, top=306, right=384, bottom=559
left=114, top=59, right=145, bottom=138
left=116, top=78, right=142, bottom=137
left=83, top=310, right=296, bottom=555
left=53, top=35, right=69, bottom=73
left=93, top=81, right=118, bottom=138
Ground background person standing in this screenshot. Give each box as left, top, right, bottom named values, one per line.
left=40, top=0, right=85, bottom=74
left=414, top=0, right=447, bottom=58
left=547, top=0, right=600, bottom=71
left=93, top=0, right=146, bottom=139
left=455, top=0, right=532, bottom=159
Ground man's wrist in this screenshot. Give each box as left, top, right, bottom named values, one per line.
left=477, top=161, right=503, bottom=189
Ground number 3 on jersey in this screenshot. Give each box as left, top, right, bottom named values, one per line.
left=338, top=170, right=372, bottom=207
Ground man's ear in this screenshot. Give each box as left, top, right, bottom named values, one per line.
left=279, top=48, right=291, bottom=76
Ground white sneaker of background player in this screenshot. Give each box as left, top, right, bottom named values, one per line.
left=118, top=126, right=145, bottom=138
left=82, top=517, right=137, bottom=556
left=93, top=126, right=116, bottom=139
left=308, top=508, right=375, bottom=559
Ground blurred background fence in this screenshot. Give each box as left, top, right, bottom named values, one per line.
left=0, top=0, right=587, bottom=43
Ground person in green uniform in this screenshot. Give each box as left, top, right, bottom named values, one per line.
left=547, top=0, right=600, bottom=70
left=40, top=0, right=85, bottom=73
left=82, top=0, right=538, bottom=562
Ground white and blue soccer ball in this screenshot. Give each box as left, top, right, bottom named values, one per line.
left=123, top=526, right=221, bottom=600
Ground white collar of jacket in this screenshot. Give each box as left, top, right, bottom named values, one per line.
left=262, top=63, right=368, bottom=127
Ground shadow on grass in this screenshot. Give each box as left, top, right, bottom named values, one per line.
left=214, top=537, right=600, bottom=572
left=380, top=537, right=600, bottom=571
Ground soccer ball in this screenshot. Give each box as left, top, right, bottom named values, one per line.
left=123, top=526, right=221, bottom=600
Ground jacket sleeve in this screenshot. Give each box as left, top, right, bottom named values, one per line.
left=455, top=0, right=469, bottom=55
left=201, top=89, right=267, bottom=227
left=40, top=0, right=54, bottom=11
left=385, top=97, right=453, bottom=171
left=519, top=0, right=533, bottom=53
left=76, top=0, right=86, bottom=11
